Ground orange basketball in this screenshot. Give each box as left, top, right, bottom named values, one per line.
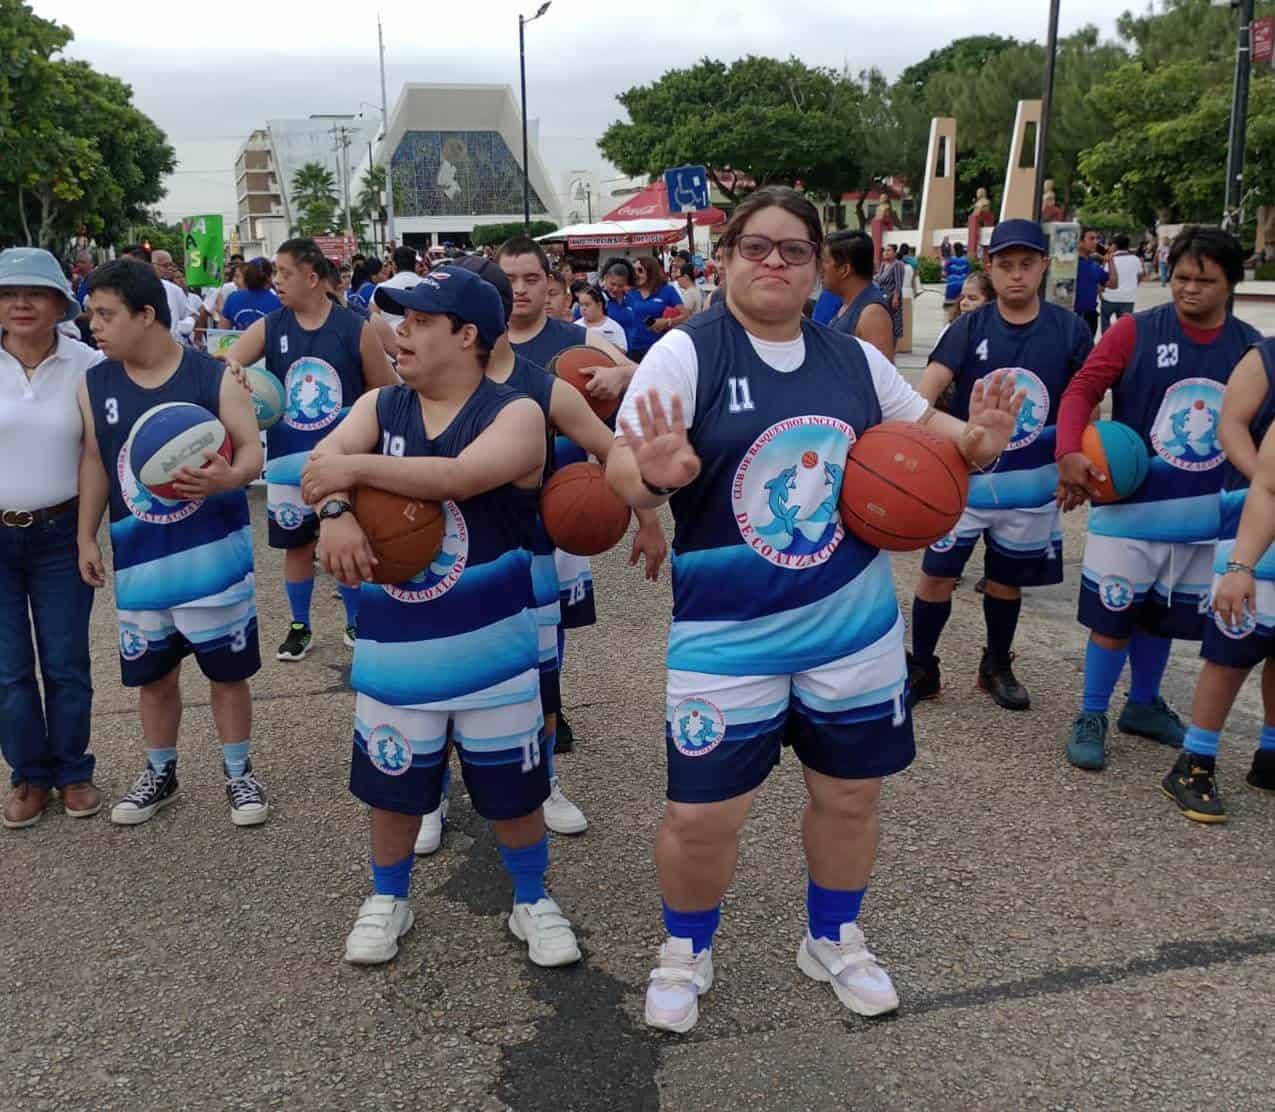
left=540, top=462, right=631, bottom=556
left=548, top=345, right=620, bottom=421
left=839, top=422, right=969, bottom=551
left=351, top=486, right=445, bottom=585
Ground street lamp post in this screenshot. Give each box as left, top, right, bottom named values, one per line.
left=378, top=16, right=397, bottom=248
left=1222, top=0, right=1256, bottom=230
left=1031, top=0, right=1062, bottom=224
left=519, top=3, right=551, bottom=230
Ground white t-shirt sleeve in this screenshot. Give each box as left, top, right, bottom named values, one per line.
left=615, top=329, right=698, bottom=435
left=860, top=339, right=928, bottom=423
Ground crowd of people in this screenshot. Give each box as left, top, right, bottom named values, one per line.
left=2, top=189, right=1274, bottom=1039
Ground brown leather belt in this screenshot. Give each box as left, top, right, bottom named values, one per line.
left=0, top=497, right=78, bottom=528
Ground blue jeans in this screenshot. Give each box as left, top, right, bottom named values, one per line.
left=1100, top=298, right=1134, bottom=333
left=0, top=510, right=95, bottom=788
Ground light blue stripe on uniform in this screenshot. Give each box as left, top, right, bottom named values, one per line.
left=114, top=527, right=255, bottom=612
left=264, top=449, right=315, bottom=486
left=968, top=463, right=1058, bottom=510
left=454, top=721, right=546, bottom=754
left=1090, top=493, right=1221, bottom=543
left=1214, top=537, right=1275, bottom=579
left=793, top=678, right=903, bottom=715
left=986, top=529, right=1063, bottom=556
left=353, top=716, right=448, bottom=753
left=664, top=695, right=790, bottom=728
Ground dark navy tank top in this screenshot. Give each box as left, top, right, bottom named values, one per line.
left=828, top=284, right=889, bottom=339
left=1217, top=337, right=1275, bottom=579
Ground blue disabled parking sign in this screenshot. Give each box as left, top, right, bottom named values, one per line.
left=664, top=165, right=710, bottom=213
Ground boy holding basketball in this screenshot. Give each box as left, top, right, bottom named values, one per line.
left=77, top=261, right=268, bottom=826
left=1056, top=227, right=1261, bottom=772
left=299, top=265, right=581, bottom=969
left=908, top=220, right=1093, bottom=711
left=223, top=239, right=396, bottom=661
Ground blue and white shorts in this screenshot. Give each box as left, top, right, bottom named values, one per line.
left=663, top=615, right=914, bottom=803
left=266, top=482, right=318, bottom=549
left=556, top=549, right=596, bottom=630
left=1202, top=573, right=1275, bottom=669
left=349, top=678, right=547, bottom=820
left=537, top=622, right=561, bottom=717
left=117, top=595, right=260, bottom=687
left=1078, top=534, right=1214, bottom=641
left=922, top=504, right=1063, bottom=587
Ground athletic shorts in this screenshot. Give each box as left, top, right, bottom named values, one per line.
left=663, top=619, right=914, bottom=804
left=1078, top=534, right=1214, bottom=641
left=117, top=596, right=261, bottom=687
left=349, top=687, right=547, bottom=820
left=556, top=550, right=596, bottom=630
left=1201, top=574, right=1275, bottom=669
left=538, top=622, right=561, bottom=718
left=922, top=504, right=1063, bottom=587
left=267, top=482, right=318, bottom=549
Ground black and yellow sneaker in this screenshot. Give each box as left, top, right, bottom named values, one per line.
left=1246, top=748, right=1275, bottom=792
left=905, top=652, right=941, bottom=708
left=1161, top=751, right=1227, bottom=823
left=276, top=622, right=313, bottom=661
left=977, top=648, right=1030, bottom=711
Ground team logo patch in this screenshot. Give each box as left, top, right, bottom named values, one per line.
left=384, top=501, right=469, bottom=602
left=272, top=501, right=307, bottom=531
left=731, top=416, right=853, bottom=570
left=1150, top=378, right=1224, bottom=471
left=670, top=698, right=726, bottom=758
left=366, top=724, right=413, bottom=776
left=116, top=445, right=202, bottom=525
left=283, top=357, right=343, bottom=432
left=1212, top=606, right=1257, bottom=640
left=997, top=367, right=1050, bottom=450
left=1098, top=574, right=1135, bottom=612
left=930, top=530, right=958, bottom=553
left=118, top=622, right=148, bottom=661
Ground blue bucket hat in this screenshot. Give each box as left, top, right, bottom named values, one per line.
left=0, top=248, right=79, bottom=322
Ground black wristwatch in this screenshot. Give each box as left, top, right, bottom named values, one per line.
left=318, top=498, right=352, bottom=522
left=642, top=478, right=679, bottom=498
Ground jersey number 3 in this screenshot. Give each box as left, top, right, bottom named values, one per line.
left=727, top=377, right=755, bottom=413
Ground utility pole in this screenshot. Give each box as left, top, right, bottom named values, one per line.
left=330, top=123, right=355, bottom=237
left=1223, top=0, right=1256, bottom=231
left=1031, top=0, right=1062, bottom=224
left=378, top=15, right=397, bottom=248
left=586, top=183, right=592, bottom=222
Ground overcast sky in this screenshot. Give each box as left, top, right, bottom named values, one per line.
left=36, top=0, right=1130, bottom=223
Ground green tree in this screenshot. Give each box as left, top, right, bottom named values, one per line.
left=355, top=163, right=386, bottom=222
left=471, top=221, right=557, bottom=247
left=290, top=161, right=338, bottom=235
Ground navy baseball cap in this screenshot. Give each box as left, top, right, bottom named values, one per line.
left=454, top=255, right=513, bottom=322
left=988, top=219, right=1048, bottom=256
left=374, top=264, right=507, bottom=345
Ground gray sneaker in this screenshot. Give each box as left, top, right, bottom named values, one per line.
left=1117, top=697, right=1184, bottom=747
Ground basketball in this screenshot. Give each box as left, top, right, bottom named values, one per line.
left=801, top=450, right=819, bottom=469
left=548, top=346, right=620, bottom=421
left=839, top=422, right=969, bottom=551
left=351, top=486, right=445, bottom=585
left=1081, top=420, right=1149, bottom=503
left=244, top=366, right=286, bottom=430
left=540, top=462, right=631, bottom=556
left=129, top=402, right=232, bottom=501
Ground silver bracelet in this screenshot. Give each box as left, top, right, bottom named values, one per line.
left=969, top=452, right=1002, bottom=474
left=1225, top=561, right=1256, bottom=576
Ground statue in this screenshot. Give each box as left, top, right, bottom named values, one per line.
left=1040, top=179, right=1065, bottom=223
left=967, top=187, right=995, bottom=260
left=870, top=198, right=896, bottom=268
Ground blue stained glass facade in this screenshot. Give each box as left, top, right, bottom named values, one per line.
left=391, top=130, right=548, bottom=218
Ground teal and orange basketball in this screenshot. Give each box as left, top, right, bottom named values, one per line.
left=1080, top=420, right=1148, bottom=503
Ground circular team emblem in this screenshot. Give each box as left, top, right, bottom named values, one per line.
left=670, top=698, right=726, bottom=758
left=930, top=531, right=958, bottom=553
left=1150, top=378, right=1225, bottom=471
left=731, top=416, right=853, bottom=570
left=118, top=621, right=148, bottom=661
left=273, top=501, right=306, bottom=532
left=383, top=501, right=469, bottom=602
left=1098, top=574, right=1135, bottom=612
left=997, top=368, right=1049, bottom=450
left=366, top=724, right=413, bottom=776
left=283, top=357, right=343, bottom=432
left=1213, top=606, right=1257, bottom=640
left=116, top=444, right=202, bottom=525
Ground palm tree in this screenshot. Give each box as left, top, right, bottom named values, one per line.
left=355, top=163, right=386, bottom=221
left=291, top=162, right=337, bottom=216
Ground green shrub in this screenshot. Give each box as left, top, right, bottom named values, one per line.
left=916, top=256, right=943, bottom=283
left=1255, top=262, right=1275, bottom=282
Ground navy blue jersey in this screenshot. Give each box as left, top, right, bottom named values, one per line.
left=929, top=301, right=1092, bottom=509
left=263, top=304, right=366, bottom=486
left=828, top=284, right=890, bottom=340
left=667, top=304, right=893, bottom=677
left=1091, top=303, right=1261, bottom=543
left=1217, top=338, right=1275, bottom=579
left=87, top=350, right=253, bottom=612
left=509, top=317, right=584, bottom=371
left=351, top=380, right=540, bottom=707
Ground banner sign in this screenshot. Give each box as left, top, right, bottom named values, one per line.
left=183, top=215, right=223, bottom=288
left=567, top=232, right=679, bottom=250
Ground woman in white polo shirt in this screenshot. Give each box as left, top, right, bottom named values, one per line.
left=0, top=249, right=103, bottom=829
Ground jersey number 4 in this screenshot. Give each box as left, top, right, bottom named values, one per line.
left=976, top=339, right=989, bottom=362
left=727, top=377, right=755, bottom=413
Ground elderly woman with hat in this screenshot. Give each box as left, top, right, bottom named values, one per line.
left=0, top=248, right=103, bottom=828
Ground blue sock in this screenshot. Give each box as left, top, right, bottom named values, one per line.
left=807, top=877, right=867, bottom=941
left=983, top=594, right=1022, bottom=663
left=498, top=835, right=548, bottom=904
left=1128, top=632, right=1172, bottom=704
left=662, top=901, right=721, bottom=952
left=147, top=746, right=177, bottom=773
left=371, top=852, right=414, bottom=899
left=910, top=597, right=951, bottom=664
left=1260, top=725, right=1275, bottom=752
left=222, top=739, right=250, bottom=778
left=338, top=584, right=361, bottom=628
left=285, top=578, right=314, bottom=627
left=1082, top=639, right=1130, bottom=713
left=1184, top=725, right=1220, bottom=760
left=556, top=625, right=566, bottom=670
left=543, top=730, right=556, bottom=779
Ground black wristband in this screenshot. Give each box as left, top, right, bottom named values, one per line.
left=642, top=477, right=679, bottom=498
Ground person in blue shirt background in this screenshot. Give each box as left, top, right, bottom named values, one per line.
left=600, top=260, right=640, bottom=345
left=629, top=255, right=687, bottom=360
left=220, top=258, right=281, bottom=331
left=1074, top=227, right=1110, bottom=338
left=351, top=257, right=384, bottom=310
left=943, top=242, right=971, bottom=307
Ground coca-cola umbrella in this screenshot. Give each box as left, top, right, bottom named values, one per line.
left=603, top=181, right=727, bottom=226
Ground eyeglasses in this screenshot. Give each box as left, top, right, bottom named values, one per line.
left=734, top=235, right=817, bottom=266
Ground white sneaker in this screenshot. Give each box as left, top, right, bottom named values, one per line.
left=414, top=798, right=448, bottom=856
left=507, top=897, right=581, bottom=967
left=796, top=922, right=899, bottom=1016
left=542, top=776, right=587, bottom=835
left=645, top=937, right=713, bottom=1033
left=343, top=895, right=414, bottom=964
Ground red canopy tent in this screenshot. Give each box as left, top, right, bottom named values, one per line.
left=603, top=182, right=727, bottom=226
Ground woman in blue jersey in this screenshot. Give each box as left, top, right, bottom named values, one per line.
left=219, top=258, right=280, bottom=331
left=629, top=255, right=688, bottom=360
left=820, top=230, right=895, bottom=360
left=607, top=186, right=1023, bottom=1033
